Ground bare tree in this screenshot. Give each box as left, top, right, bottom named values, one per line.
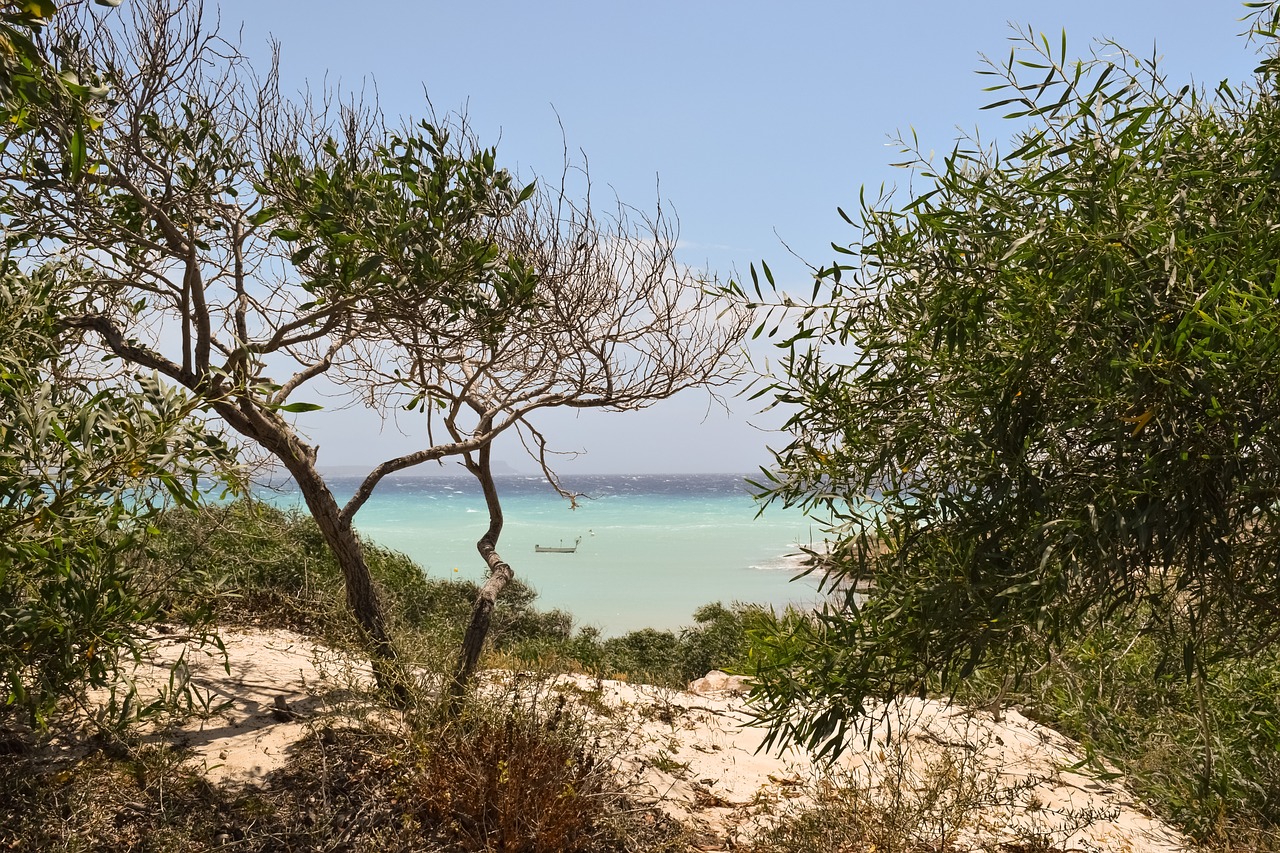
left=4, top=0, right=747, bottom=688
left=369, top=182, right=750, bottom=697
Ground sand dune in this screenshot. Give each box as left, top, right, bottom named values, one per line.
left=100, top=627, right=1189, bottom=852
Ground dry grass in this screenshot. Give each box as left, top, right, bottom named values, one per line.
left=411, top=694, right=622, bottom=853
left=0, top=683, right=690, bottom=853
left=747, top=729, right=1117, bottom=853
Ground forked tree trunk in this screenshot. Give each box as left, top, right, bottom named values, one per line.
left=72, top=320, right=404, bottom=690
left=449, top=441, right=514, bottom=708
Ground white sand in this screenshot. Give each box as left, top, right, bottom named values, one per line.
left=102, top=628, right=1190, bottom=852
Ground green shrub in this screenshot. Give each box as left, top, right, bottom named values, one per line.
left=2, top=538, right=161, bottom=727
left=0, top=271, right=237, bottom=727
left=544, top=601, right=766, bottom=688
left=956, top=616, right=1280, bottom=848
left=597, top=628, right=683, bottom=683
left=136, top=500, right=573, bottom=660
left=139, top=500, right=407, bottom=636
left=678, top=601, right=751, bottom=678
left=138, top=500, right=774, bottom=689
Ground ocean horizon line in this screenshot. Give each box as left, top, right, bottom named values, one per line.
left=295, top=466, right=765, bottom=480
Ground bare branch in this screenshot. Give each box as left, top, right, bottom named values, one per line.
left=62, top=313, right=191, bottom=385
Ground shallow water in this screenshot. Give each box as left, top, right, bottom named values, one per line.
left=259, top=473, right=823, bottom=635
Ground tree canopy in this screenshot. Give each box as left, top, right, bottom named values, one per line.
left=0, top=0, right=746, bottom=689
left=740, top=4, right=1280, bottom=757
left=0, top=0, right=237, bottom=723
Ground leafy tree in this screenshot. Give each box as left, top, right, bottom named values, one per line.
left=0, top=0, right=236, bottom=726
left=0, top=264, right=235, bottom=725
left=741, top=5, right=1280, bottom=757
left=4, top=0, right=745, bottom=690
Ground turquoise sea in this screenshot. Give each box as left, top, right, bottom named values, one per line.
left=260, top=473, right=822, bottom=635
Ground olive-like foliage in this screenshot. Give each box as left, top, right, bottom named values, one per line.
left=737, top=4, right=1280, bottom=758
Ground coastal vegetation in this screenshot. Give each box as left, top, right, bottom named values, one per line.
left=138, top=500, right=761, bottom=691
left=739, top=0, right=1280, bottom=825
left=3, top=499, right=1280, bottom=848
left=142, top=498, right=1280, bottom=849
left=0, top=0, right=745, bottom=700
left=0, top=0, right=239, bottom=728
left=5, top=0, right=1280, bottom=849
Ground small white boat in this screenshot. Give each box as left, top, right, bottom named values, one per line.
left=535, top=537, right=581, bottom=554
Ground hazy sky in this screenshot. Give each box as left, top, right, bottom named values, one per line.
left=205, top=1, right=1260, bottom=474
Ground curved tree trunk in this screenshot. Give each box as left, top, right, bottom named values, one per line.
left=211, top=399, right=404, bottom=695
left=290, top=464, right=393, bottom=656
left=449, top=439, right=514, bottom=708
left=70, top=317, right=404, bottom=693
left=295, top=466, right=409, bottom=700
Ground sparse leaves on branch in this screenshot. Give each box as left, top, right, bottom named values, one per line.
left=1, top=0, right=747, bottom=687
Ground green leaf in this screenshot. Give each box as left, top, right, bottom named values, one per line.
left=68, top=127, right=85, bottom=177
left=23, top=0, right=57, bottom=19
left=290, top=245, right=318, bottom=265
left=278, top=402, right=323, bottom=413
left=352, top=253, right=383, bottom=279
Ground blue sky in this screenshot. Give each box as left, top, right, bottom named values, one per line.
left=210, top=1, right=1261, bottom=474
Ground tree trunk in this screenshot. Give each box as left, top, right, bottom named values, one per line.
left=449, top=439, right=513, bottom=708
left=72, top=320, right=405, bottom=692
left=285, top=455, right=411, bottom=700
left=213, top=399, right=405, bottom=697
left=291, top=465, right=394, bottom=656
left=449, top=544, right=514, bottom=703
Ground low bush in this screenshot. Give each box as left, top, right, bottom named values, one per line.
left=0, top=688, right=689, bottom=852
left=751, top=738, right=1113, bottom=853
left=954, top=617, right=1280, bottom=850
left=135, top=501, right=769, bottom=689
left=135, top=500, right=572, bottom=659
left=411, top=692, right=613, bottom=853
left=552, top=601, right=763, bottom=688
left=0, top=272, right=237, bottom=728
